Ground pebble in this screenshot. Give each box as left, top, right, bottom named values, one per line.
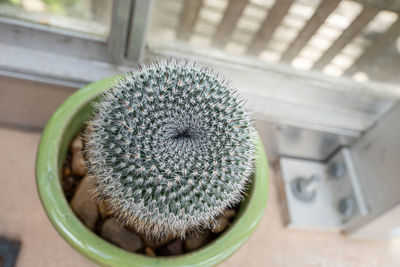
left=63, top=166, right=71, bottom=177
left=62, top=175, right=79, bottom=201
left=142, top=236, right=172, bottom=249
left=145, top=247, right=156, bottom=257
left=184, top=231, right=211, bottom=251
left=159, top=239, right=183, bottom=256
left=101, top=218, right=143, bottom=253
left=71, top=134, right=86, bottom=176
left=98, top=200, right=111, bottom=220
left=71, top=150, right=86, bottom=176
left=212, top=217, right=230, bottom=234
left=224, top=209, right=237, bottom=221
left=70, top=177, right=98, bottom=230
left=71, top=134, right=84, bottom=152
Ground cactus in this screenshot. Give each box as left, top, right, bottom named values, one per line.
left=85, top=60, right=256, bottom=239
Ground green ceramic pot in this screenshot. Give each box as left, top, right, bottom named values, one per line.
left=36, top=76, right=269, bottom=267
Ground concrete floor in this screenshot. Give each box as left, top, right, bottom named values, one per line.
left=1, top=126, right=399, bottom=267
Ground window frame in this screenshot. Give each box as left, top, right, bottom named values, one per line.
left=0, top=0, right=397, bottom=138
left=0, top=0, right=152, bottom=65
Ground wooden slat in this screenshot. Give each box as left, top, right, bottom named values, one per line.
left=176, top=0, right=203, bottom=41
left=344, top=17, right=400, bottom=76
left=247, top=0, right=294, bottom=56
left=280, top=0, right=341, bottom=63
left=211, top=0, right=249, bottom=48
left=312, top=6, right=379, bottom=70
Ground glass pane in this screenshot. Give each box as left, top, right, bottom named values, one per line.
left=147, top=0, right=400, bottom=87
left=0, top=0, right=113, bottom=37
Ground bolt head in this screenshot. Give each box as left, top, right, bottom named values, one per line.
left=328, top=161, right=346, bottom=179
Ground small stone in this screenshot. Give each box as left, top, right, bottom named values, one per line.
left=184, top=231, right=211, bottom=251
left=142, top=235, right=172, bottom=249
left=101, top=218, right=143, bottom=253
left=145, top=247, right=156, bottom=257
left=71, top=134, right=86, bottom=176
left=98, top=200, right=111, bottom=220
left=62, top=175, right=79, bottom=201
left=71, top=134, right=83, bottom=152
left=159, top=239, right=183, bottom=256
left=63, top=166, right=71, bottom=177
left=70, top=177, right=98, bottom=230
left=71, top=150, right=86, bottom=176
left=223, top=209, right=237, bottom=221
left=212, top=217, right=229, bottom=234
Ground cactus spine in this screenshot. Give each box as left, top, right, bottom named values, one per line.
left=85, top=60, right=256, bottom=239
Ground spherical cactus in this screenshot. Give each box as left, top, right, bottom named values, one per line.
left=85, top=60, right=256, bottom=239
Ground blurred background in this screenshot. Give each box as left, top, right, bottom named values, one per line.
left=1, top=0, right=400, bottom=266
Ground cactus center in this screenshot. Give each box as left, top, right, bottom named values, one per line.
left=173, top=128, right=191, bottom=140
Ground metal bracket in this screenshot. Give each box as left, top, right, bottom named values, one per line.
left=278, top=147, right=369, bottom=231
left=277, top=102, right=400, bottom=238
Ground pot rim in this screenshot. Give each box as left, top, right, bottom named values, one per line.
left=36, top=75, right=269, bottom=267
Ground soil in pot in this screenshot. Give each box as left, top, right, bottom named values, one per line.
left=62, top=129, right=241, bottom=257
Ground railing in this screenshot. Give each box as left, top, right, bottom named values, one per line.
left=148, top=0, right=400, bottom=85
